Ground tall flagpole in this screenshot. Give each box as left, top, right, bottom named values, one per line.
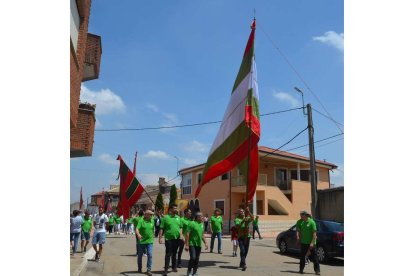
left=133, top=152, right=156, bottom=208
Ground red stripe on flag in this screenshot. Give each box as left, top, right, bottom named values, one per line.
left=195, top=134, right=260, bottom=198
left=243, top=19, right=256, bottom=57
left=245, top=106, right=261, bottom=137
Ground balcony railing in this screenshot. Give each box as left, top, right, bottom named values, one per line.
left=231, top=174, right=292, bottom=190
left=82, top=33, right=102, bottom=81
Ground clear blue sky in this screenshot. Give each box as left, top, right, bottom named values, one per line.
left=70, top=0, right=344, bottom=203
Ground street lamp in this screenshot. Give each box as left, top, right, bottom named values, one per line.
left=294, top=87, right=306, bottom=115
left=174, top=156, right=179, bottom=176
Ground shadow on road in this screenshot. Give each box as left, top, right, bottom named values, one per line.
left=218, top=265, right=239, bottom=270
left=280, top=271, right=313, bottom=274
left=273, top=251, right=344, bottom=267
left=106, top=236, right=126, bottom=239
left=120, top=254, right=137, bottom=257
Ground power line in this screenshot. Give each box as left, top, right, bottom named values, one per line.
left=257, top=22, right=344, bottom=134
left=95, top=107, right=302, bottom=132
left=295, top=137, right=344, bottom=155
left=313, top=108, right=344, bottom=128
left=261, top=126, right=309, bottom=159
left=285, top=133, right=344, bottom=152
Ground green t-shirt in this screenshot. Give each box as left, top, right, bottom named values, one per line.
left=127, top=218, right=133, bottom=224
left=81, top=217, right=93, bottom=232
left=137, top=218, right=155, bottom=244
left=253, top=217, right=259, bottom=226
left=234, top=217, right=252, bottom=238
left=210, top=215, right=223, bottom=233
left=114, top=216, right=121, bottom=224
left=108, top=216, right=115, bottom=226
left=188, top=221, right=205, bottom=247
left=181, top=217, right=192, bottom=236
left=132, top=216, right=143, bottom=228
left=160, top=214, right=182, bottom=240
left=296, top=219, right=317, bottom=245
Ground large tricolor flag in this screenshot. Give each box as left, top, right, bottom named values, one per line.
left=116, top=155, right=145, bottom=220
left=195, top=19, right=260, bottom=203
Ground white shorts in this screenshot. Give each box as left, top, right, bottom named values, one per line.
left=232, top=239, right=238, bottom=246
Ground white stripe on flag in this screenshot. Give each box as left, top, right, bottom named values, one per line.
left=209, top=57, right=258, bottom=155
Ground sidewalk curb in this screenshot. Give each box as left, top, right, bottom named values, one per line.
left=72, top=247, right=95, bottom=276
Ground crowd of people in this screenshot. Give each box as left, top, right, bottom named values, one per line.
left=70, top=205, right=286, bottom=276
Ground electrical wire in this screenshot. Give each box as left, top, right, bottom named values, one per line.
left=313, top=108, right=344, bottom=128
left=94, top=107, right=302, bottom=132
left=257, top=22, right=344, bottom=134
left=260, top=126, right=309, bottom=159
left=285, top=133, right=344, bottom=152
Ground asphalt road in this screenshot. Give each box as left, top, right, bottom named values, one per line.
left=72, top=234, right=344, bottom=276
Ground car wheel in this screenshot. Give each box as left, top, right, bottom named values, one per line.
left=279, top=239, right=288, bottom=254
left=316, top=245, right=327, bottom=263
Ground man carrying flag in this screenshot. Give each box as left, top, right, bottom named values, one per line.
left=195, top=18, right=260, bottom=207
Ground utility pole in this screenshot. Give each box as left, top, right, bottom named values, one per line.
left=307, top=103, right=318, bottom=218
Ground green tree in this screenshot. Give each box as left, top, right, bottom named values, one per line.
left=155, top=192, right=164, bottom=211
left=169, top=184, right=177, bottom=207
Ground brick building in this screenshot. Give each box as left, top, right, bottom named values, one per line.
left=70, top=0, right=102, bottom=157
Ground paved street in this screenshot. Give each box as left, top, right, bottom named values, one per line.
left=71, top=234, right=343, bottom=276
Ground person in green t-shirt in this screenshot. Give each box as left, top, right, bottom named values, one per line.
left=296, top=211, right=320, bottom=275
left=136, top=210, right=155, bottom=275
left=252, top=215, right=263, bottom=239
left=133, top=210, right=145, bottom=256
left=185, top=212, right=208, bottom=276
left=81, top=211, right=93, bottom=252
left=108, top=214, right=115, bottom=235
left=234, top=207, right=254, bottom=271
left=159, top=204, right=183, bottom=276
left=114, top=214, right=122, bottom=235
left=177, top=208, right=192, bottom=268
left=209, top=208, right=223, bottom=254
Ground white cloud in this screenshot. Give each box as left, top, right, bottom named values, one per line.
left=146, top=103, right=159, bottom=113
left=163, top=113, right=178, bottom=124
left=313, top=31, right=344, bottom=52
left=136, top=173, right=167, bottom=185
left=330, top=164, right=344, bottom=186
left=184, top=140, right=209, bottom=153
left=80, top=84, right=126, bottom=115
left=182, top=158, right=199, bottom=166
left=273, top=91, right=301, bottom=107
left=97, top=153, right=118, bottom=166
left=143, top=150, right=172, bottom=160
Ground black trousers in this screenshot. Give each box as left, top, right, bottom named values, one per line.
left=155, top=227, right=160, bottom=238
left=188, top=246, right=201, bottom=274
left=164, top=239, right=180, bottom=270
left=238, top=237, right=251, bottom=267
left=300, top=243, right=320, bottom=273
left=177, top=239, right=185, bottom=265
left=252, top=225, right=262, bottom=238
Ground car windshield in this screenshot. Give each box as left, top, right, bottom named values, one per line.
left=322, top=221, right=344, bottom=232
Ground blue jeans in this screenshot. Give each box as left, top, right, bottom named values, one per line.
left=138, top=243, right=153, bottom=271
left=238, top=237, right=251, bottom=267
left=70, top=232, right=80, bottom=254
left=188, top=246, right=201, bottom=274
left=210, top=232, right=222, bottom=252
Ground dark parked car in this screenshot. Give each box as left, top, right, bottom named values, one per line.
left=276, top=219, right=344, bottom=262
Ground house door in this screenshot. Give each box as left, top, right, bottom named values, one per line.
left=275, top=168, right=288, bottom=190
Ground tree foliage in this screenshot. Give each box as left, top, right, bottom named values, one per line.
left=169, top=184, right=177, bottom=207
left=155, top=192, right=164, bottom=211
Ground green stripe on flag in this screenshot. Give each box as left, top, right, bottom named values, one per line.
left=246, top=89, right=260, bottom=118
left=126, top=178, right=140, bottom=199
left=203, top=122, right=250, bottom=172
left=232, top=48, right=254, bottom=93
